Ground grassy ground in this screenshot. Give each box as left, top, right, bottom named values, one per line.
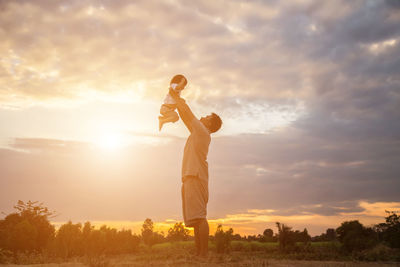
left=4, top=253, right=400, bottom=267
left=3, top=241, right=400, bottom=267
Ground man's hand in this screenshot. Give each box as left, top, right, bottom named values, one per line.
left=169, top=87, right=180, bottom=101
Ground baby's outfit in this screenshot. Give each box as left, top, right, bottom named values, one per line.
left=159, top=83, right=182, bottom=131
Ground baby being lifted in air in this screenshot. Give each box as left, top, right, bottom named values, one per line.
left=159, top=74, right=187, bottom=131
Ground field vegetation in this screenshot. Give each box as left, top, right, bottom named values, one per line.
left=1, top=201, right=400, bottom=266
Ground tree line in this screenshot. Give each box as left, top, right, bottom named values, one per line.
left=0, top=200, right=399, bottom=259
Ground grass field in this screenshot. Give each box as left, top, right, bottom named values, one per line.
left=3, top=241, right=400, bottom=267
left=4, top=252, right=400, bottom=267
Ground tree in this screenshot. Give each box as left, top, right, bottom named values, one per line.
left=300, top=228, right=311, bottom=243
left=0, top=200, right=55, bottom=252
left=326, top=228, right=336, bottom=241
left=167, top=222, right=190, bottom=242
left=312, top=228, right=336, bottom=242
left=336, top=220, right=377, bottom=253
left=261, top=228, right=274, bottom=242
left=276, top=222, right=296, bottom=251
left=263, top=228, right=273, bottom=238
left=54, top=221, right=83, bottom=258
left=376, top=211, right=400, bottom=248
left=141, top=218, right=155, bottom=247
left=214, top=225, right=233, bottom=253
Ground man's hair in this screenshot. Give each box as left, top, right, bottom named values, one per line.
left=209, top=113, right=222, bottom=133
left=170, top=74, right=187, bottom=86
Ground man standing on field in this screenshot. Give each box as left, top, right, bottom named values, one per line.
left=168, top=75, right=222, bottom=257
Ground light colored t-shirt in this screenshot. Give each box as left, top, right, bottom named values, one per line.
left=181, top=118, right=211, bottom=183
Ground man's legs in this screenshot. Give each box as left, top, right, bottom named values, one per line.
left=199, top=219, right=209, bottom=257
left=194, top=224, right=200, bottom=256
left=191, top=218, right=209, bottom=257
left=197, top=219, right=209, bottom=257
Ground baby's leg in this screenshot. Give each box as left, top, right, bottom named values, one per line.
left=159, top=105, right=179, bottom=131
left=161, top=110, right=179, bottom=123
left=160, top=104, right=176, bottom=116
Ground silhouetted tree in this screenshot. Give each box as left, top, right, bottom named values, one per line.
left=0, top=200, right=55, bottom=252
left=232, top=234, right=243, bottom=241
left=261, top=228, right=274, bottom=242
left=263, top=228, right=273, bottom=238
left=54, top=221, right=83, bottom=258
left=167, top=222, right=189, bottom=242
left=336, top=220, right=377, bottom=253
left=300, top=228, right=311, bottom=243
left=326, top=228, right=336, bottom=240
left=276, top=222, right=296, bottom=251
left=214, top=225, right=233, bottom=253
left=376, top=211, right=400, bottom=248
left=53, top=221, right=140, bottom=257
left=312, top=228, right=336, bottom=242
left=141, top=218, right=155, bottom=247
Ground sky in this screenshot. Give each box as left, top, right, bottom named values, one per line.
left=1, top=0, right=400, bottom=236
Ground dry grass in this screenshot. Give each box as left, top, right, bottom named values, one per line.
left=4, top=251, right=400, bottom=267
left=2, top=242, right=399, bottom=266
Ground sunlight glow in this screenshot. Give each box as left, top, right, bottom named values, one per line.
left=94, top=132, right=126, bottom=150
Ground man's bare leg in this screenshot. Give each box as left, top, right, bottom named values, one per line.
left=198, top=219, right=209, bottom=257
left=194, top=224, right=200, bottom=256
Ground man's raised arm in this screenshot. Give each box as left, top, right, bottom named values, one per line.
left=169, top=88, right=196, bottom=132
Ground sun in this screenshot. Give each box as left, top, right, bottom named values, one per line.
left=94, top=132, right=125, bottom=150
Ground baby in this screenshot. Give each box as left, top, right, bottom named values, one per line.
left=159, top=74, right=187, bottom=131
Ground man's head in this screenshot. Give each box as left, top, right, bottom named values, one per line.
left=170, top=74, right=187, bottom=88
left=200, top=113, right=222, bottom=133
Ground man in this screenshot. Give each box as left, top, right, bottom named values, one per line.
left=169, top=76, right=222, bottom=257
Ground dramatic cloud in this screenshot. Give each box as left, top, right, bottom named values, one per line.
left=0, top=0, right=399, bottom=235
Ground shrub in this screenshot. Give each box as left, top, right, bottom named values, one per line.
left=214, top=225, right=233, bottom=253
left=352, top=243, right=400, bottom=261
left=141, top=218, right=164, bottom=247
left=167, top=222, right=190, bottom=242
left=336, top=220, right=378, bottom=253
left=0, top=248, right=13, bottom=264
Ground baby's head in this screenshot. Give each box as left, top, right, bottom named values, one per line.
left=170, top=74, right=187, bottom=90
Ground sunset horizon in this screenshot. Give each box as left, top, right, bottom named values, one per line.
left=1, top=0, right=400, bottom=243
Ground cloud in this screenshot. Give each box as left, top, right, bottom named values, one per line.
left=1, top=0, right=398, bottom=134
left=10, top=137, right=92, bottom=154
left=2, top=127, right=399, bottom=235
left=1, top=0, right=399, bottom=235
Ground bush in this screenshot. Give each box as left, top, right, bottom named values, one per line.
left=336, top=220, right=378, bottom=253
left=214, top=225, right=233, bottom=253
left=167, top=222, right=189, bottom=242
left=352, top=243, right=400, bottom=261
left=0, top=248, right=13, bottom=264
